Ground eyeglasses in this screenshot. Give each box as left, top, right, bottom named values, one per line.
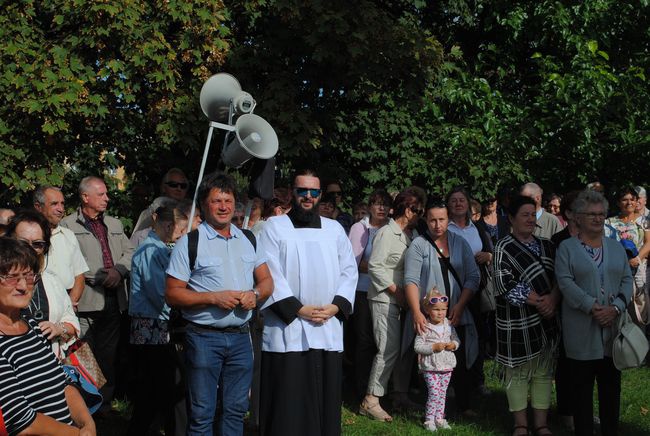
left=18, top=239, right=47, bottom=251
left=579, top=212, right=606, bottom=219
left=409, top=206, right=424, bottom=216
left=428, top=296, right=449, bottom=304
left=165, top=181, right=188, bottom=190
left=295, top=187, right=322, bottom=198
left=0, top=273, right=40, bottom=286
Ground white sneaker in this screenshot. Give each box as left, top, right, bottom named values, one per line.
left=435, top=419, right=451, bottom=430
left=423, top=420, right=437, bottom=432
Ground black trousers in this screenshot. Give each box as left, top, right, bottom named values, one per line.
left=554, top=341, right=574, bottom=417
left=351, top=291, right=377, bottom=398
left=568, top=357, right=621, bottom=436
left=127, top=343, right=181, bottom=436
left=260, top=350, right=342, bottom=436
left=78, top=294, right=121, bottom=403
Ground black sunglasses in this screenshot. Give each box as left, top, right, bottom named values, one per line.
left=409, top=205, right=424, bottom=216
left=165, top=181, right=188, bottom=189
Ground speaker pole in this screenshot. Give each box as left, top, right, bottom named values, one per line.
left=187, top=125, right=216, bottom=232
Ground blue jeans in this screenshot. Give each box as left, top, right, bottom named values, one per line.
left=184, top=324, right=253, bottom=436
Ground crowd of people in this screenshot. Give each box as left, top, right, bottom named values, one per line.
left=0, top=166, right=648, bottom=436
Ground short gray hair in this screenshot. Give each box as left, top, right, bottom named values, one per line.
left=635, top=186, right=646, bottom=198
left=33, top=185, right=61, bottom=206
left=572, top=189, right=608, bottom=215
left=520, top=182, right=543, bottom=197
left=162, top=168, right=187, bottom=184
left=78, top=176, right=105, bottom=197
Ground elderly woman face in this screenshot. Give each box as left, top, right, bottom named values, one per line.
left=14, top=222, right=47, bottom=255
left=426, top=207, right=449, bottom=238
left=510, top=203, right=537, bottom=237
left=0, top=265, right=37, bottom=312
left=448, top=192, right=469, bottom=219
left=576, top=203, right=607, bottom=235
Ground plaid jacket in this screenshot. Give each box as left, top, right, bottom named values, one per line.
left=492, top=235, right=560, bottom=368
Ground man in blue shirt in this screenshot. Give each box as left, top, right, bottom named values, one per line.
left=165, top=171, right=273, bottom=436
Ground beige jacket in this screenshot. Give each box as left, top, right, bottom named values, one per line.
left=367, top=218, right=411, bottom=304
left=61, top=209, right=134, bottom=312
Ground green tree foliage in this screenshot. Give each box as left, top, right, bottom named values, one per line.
left=1, top=0, right=649, bottom=214
left=223, top=0, right=650, bottom=201
left=0, top=0, right=230, bottom=207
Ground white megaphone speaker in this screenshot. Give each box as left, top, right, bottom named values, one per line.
left=222, top=114, right=279, bottom=168
left=200, top=73, right=255, bottom=122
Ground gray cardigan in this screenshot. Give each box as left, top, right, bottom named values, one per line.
left=555, top=236, right=633, bottom=360
left=402, top=232, right=480, bottom=366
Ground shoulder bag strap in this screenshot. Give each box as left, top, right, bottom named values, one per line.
left=420, top=233, right=463, bottom=289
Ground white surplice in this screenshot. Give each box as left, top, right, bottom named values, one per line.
left=258, top=214, right=358, bottom=352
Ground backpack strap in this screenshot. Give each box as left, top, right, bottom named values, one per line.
left=188, top=228, right=256, bottom=272
left=241, top=228, right=257, bottom=251
left=187, top=229, right=199, bottom=272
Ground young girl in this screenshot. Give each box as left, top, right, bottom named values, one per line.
left=414, top=287, right=460, bottom=432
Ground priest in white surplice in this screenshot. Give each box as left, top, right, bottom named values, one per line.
left=258, top=169, right=358, bottom=436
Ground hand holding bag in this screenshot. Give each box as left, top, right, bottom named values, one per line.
left=612, top=310, right=649, bottom=370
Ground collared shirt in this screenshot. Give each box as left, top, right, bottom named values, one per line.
left=45, top=226, right=89, bottom=290
left=166, top=221, right=266, bottom=328
left=448, top=220, right=482, bottom=255
left=82, top=212, right=114, bottom=269
left=129, top=232, right=172, bottom=321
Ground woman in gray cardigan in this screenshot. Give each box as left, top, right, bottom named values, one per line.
left=555, top=190, right=633, bottom=436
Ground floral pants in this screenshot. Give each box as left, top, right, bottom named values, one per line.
left=423, top=370, right=452, bottom=421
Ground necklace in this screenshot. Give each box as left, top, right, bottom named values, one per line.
left=28, top=282, right=44, bottom=321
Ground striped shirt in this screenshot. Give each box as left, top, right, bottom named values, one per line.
left=0, top=318, right=72, bottom=435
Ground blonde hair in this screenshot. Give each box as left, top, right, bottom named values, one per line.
left=421, top=286, right=448, bottom=312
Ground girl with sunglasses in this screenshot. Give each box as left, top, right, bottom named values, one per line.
left=5, top=210, right=80, bottom=358
left=414, top=287, right=459, bottom=432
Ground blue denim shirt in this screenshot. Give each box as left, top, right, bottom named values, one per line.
left=129, top=232, right=172, bottom=320
left=166, top=222, right=266, bottom=327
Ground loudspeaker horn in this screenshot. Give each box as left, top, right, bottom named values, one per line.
left=222, top=114, right=279, bottom=168
left=200, top=73, right=255, bottom=122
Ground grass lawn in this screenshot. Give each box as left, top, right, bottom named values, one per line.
left=96, top=362, right=650, bottom=435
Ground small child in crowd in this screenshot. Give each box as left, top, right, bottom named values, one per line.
left=414, top=287, right=460, bottom=432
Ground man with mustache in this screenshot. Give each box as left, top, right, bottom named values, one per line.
left=33, top=185, right=89, bottom=308
left=258, top=169, right=358, bottom=436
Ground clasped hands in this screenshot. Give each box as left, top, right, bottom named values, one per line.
left=528, top=290, right=557, bottom=319
left=298, top=304, right=339, bottom=324
left=210, top=290, right=257, bottom=310
left=591, top=302, right=618, bottom=327
left=432, top=342, right=456, bottom=352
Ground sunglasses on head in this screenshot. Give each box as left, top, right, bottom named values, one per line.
left=165, top=181, right=188, bottom=189
left=295, top=187, right=322, bottom=198
left=429, top=296, right=449, bottom=304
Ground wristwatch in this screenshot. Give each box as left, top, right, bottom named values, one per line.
left=251, top=287, right=260, bottom=299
